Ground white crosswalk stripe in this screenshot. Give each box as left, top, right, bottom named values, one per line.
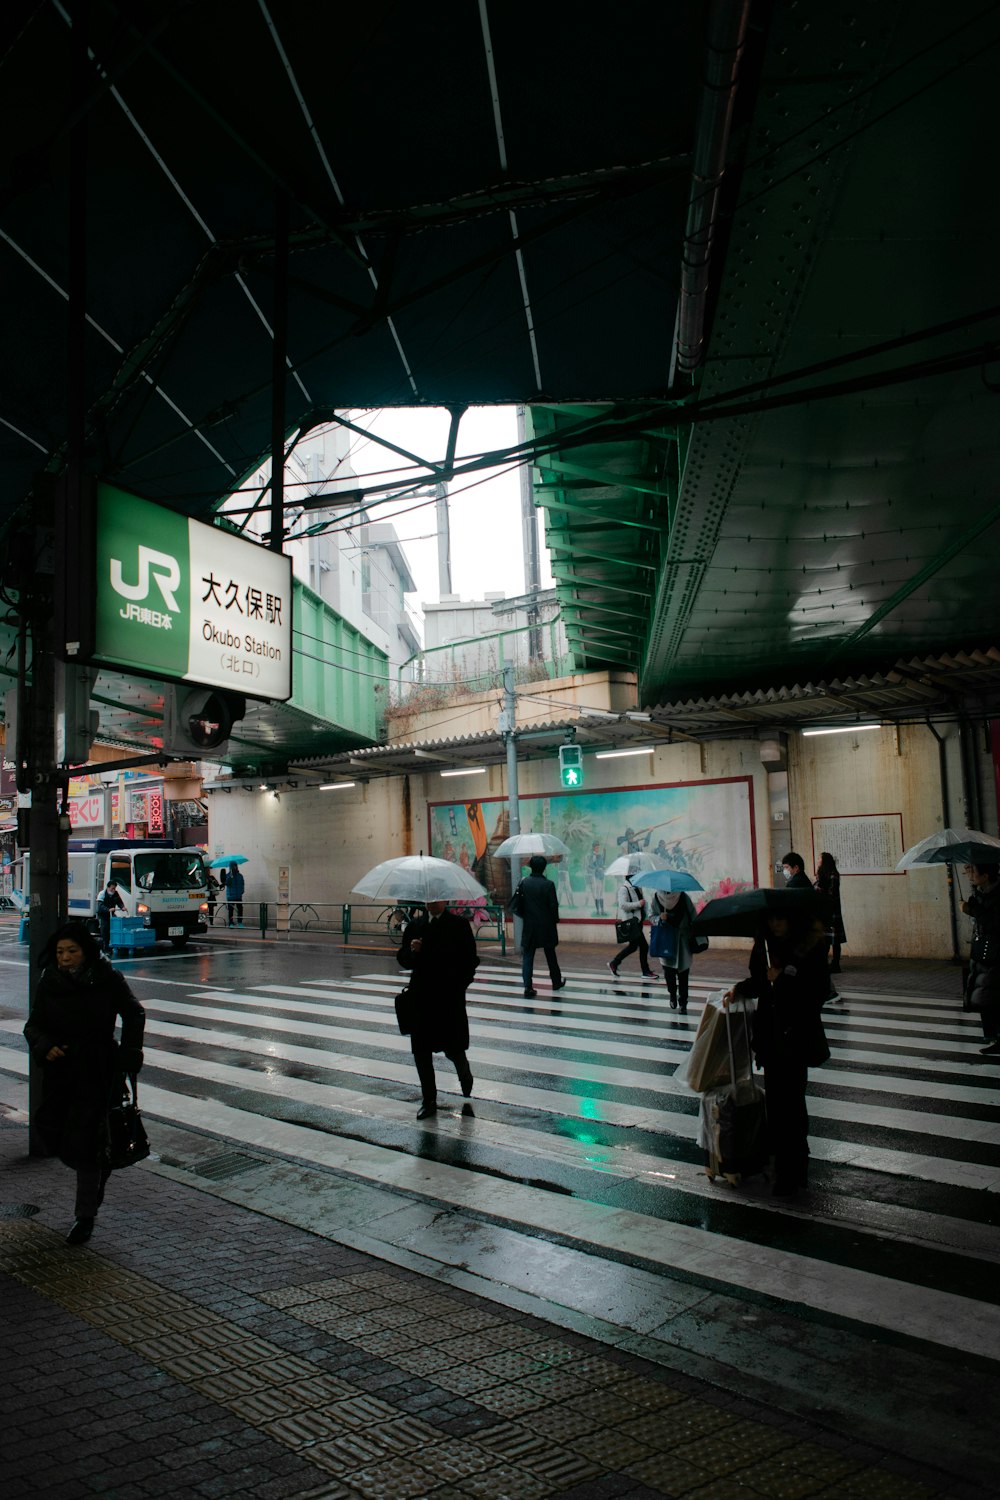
left=2, top=961, right=999, bottom=1364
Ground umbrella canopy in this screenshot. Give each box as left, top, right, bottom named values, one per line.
left=896, top=827, right=1000, bottom=871
left=691, top=887, right=831, bottom=938
left=605, top=852, right=661, bottom=879
left=208, top=854, right=249, bottom=868
left=493, top=833, right=571, bottom=859
left=352, top=855, right=487, bottom=904
left=630, top=869, right=704, bottom=893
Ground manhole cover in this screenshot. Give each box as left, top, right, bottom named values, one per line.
left=0, top=1204, right=40, bottom=1218
left=191, top=1153, right=264, bottom=1181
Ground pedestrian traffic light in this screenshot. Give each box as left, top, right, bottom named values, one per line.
left=162, top=686, right=246, bottom=756
left=558, top=743, right=584, bottom=789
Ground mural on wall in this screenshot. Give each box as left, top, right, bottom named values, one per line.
left=427, top=778, right=758, bottom=918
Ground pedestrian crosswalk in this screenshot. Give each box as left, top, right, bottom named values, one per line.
left=2, top=960, right=999, bottom=1375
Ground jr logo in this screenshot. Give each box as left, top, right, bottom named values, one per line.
left=110, top=547, right=181, bottom=613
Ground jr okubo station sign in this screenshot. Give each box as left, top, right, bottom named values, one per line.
left=93, top=484, right=292, bottom=700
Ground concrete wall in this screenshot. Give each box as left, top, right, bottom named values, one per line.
left=786, top=722, right=956, bottom=959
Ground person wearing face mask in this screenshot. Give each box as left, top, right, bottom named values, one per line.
left=24, top=923, right=145, bottom=1245
left=780, top=852, right=812, bottom=890
left=650, top=889, right=696, bottom=1012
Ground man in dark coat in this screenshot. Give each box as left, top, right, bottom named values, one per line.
left=730, top=915, right=830, bottom=1198
left=517, top=854, right=564, bottom=999
left=397, top=901, right=478, bottom=1118
left=781, top=852, right=812, bottom=890
left=961, top=862, right=1000, bottom=1054
left=24, top=923, right=145, bottom=1245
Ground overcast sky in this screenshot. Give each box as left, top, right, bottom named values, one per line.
left=342, top=406, right=553, bottom=610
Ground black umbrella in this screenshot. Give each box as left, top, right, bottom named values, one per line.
left=691, top=887, right=832, bottom=938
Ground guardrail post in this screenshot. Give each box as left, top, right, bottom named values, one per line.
left=259, top=901, right=268, bottom=938
left=342, top=903, right=350, bottom=944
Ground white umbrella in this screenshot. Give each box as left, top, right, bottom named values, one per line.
left=896, top=827, right=1000, bottom=871
left=352, top=855, right=487, bottom=903
left=605, top=852, right=661, bottom=879
left=493, top=832, right=570, bottom=860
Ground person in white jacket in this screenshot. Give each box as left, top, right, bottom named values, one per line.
left=608, top=860, right=657, bottom=979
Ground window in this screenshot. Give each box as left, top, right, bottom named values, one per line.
left=133, top=853, right=208, bottom=891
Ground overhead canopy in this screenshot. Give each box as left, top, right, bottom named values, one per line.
left=2, top=0, right=999, bottom=740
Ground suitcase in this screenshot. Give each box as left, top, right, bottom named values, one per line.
left=699, top=1000, right=768, bottom=1184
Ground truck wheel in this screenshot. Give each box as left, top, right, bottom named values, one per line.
left=170, top=936, right=188, bottom=950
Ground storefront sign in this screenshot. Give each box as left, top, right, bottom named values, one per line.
left=69, top=790, right=105, bottom=829
left=91, top=483, right=292, bottom=701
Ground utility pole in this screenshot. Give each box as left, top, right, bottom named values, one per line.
left=499, top=665, right=523, bottom=950
left=516, top=406, right=542, bottom=662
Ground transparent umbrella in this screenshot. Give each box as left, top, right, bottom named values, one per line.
left=493, top=832, right=571, bottom=860
left=352, top=855, right=487, bottom=903
left=896, top=827, right=1000, bottom=870
left=605, top=852, right=661, bottom=879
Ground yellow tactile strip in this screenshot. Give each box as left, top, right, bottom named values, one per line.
left=0, top=1220, right=949, bottom=1499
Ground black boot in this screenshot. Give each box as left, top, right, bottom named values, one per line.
left=66, top=1217, right=95, bottom=1246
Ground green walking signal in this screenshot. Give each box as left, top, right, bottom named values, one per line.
left=558, top=743, right=584, bottom=789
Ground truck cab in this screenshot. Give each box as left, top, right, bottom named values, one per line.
left=26, top=839, right=210, bottom=948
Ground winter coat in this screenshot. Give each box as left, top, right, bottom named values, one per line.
left=224, top=870, right=245, bottom=900
left=616, top=880, right=646, bottom=922
left=651, top=891, right=695, bottom=971
left=735, top=924, right=830, bottom=1070
left=517, top=873, right=560, bottom=951
left=97, top=887, right=126, bottom=915
left=784, top=869, right=813, bottom=890
left=814, top=871, right=846, bottom=944
left=397, top=910, right=478, bottom=1055
left=965, top=880, right=1000, bottom=1012
left=24, top=959, right=145, bottom=1169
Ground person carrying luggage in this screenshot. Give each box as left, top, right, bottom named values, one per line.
left=726, top=912, right=830, bottom=1198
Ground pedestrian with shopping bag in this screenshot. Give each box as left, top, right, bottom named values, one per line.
left=649, top=890, right=697, bottom=1011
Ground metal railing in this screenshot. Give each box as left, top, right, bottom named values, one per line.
left=253, top=900, right=506, bottom=953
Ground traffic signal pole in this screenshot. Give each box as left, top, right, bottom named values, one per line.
left=500, top=666, right=524, bottom=952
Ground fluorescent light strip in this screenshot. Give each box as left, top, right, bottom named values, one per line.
left=320, top=782, right=356, bottom=790
left=595, top=747, right=656, bottom=760
left=801, top=724, right=881, bottom=737
left=440, top=767, right=487, bottom=778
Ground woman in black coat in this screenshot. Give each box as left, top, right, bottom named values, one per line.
left=24, top=923, right=145, bottom=1245
left=814, top=852, right=846, bottom=973
left=397, top=901, right=477, bottom=1118
left=961, top=863, right=1000, bottom=1055
left=729, top=915, right=830, bottom=1197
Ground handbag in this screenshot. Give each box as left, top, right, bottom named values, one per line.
left=104, top=1074, right=150, bottom=1171
left=614, top=917, right=641, bottom=943
left=690, top=934, right=710, bottom=955
left=970, top=932, right=993, bottom=965
left=394, top=988, right=417, bottom=1036
left=507, top=883, right=525, bottom=918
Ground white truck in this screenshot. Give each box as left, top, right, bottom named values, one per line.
left=24, top=839, right=211, bottom=948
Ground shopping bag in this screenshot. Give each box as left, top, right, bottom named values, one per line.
left=648, top=922, right=676, bottom=960
left=677, top=993, right=754, bottom=1093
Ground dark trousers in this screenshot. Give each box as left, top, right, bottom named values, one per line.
left=981, top=999, right=1000, bottom=1041
left=413, top=1048, right=472, bottom=1105
left=763, top=1058, right=810, bottom=1189
left=522, top=946, right=561, bottom=992
left=75, top=1165, right=111, bottom=1219
left=99, top=913, right=111, bottom=950
left=663, top=966, right=689, bottom=1009
left=227, top=902, right=243, bottom=926
left=613, top=929, right=651, bottom=973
